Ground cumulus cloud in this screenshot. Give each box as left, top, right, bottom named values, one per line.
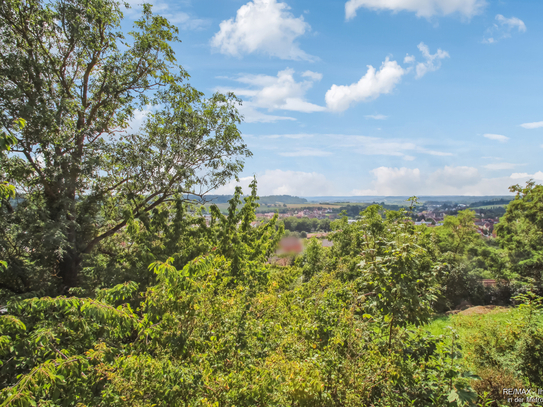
left=211, top=0, right=314, bottom=61
left=411, top=42, right=450, bottom=79
left=353, top=167, right=422, bottom=195
left=496, top=14, right=527, bottom=32
left=364, top=114, right=388, bottom=120
left=325, top=58, right=405, bottom=112
left=510, top=171, right=543, bottom=181
left=483, top=14, right=527, bottom=44
left=218, top=69, right=325, bottom=119
left=345, top=0, right=486, bottom=20
left=483, top=133, right=509, bottom=142
left=520, top=121, right=543, bottom=129
left=428, top=165, right=481, bottom=188
left=213, top=170, right=336, bottom=196
left=326, top=43, right=448, bottom=111
left=352, top=165, right=536, bottom=196
left=302, top=70, right=323, bottom=81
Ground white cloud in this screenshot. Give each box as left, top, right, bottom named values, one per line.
left=422, top=149, right=454, bottom=156
left=412, top=42, right=449, bottom=79
left=510, top=171, right=543, bottom=181
left=124, top=0, right=208, bottom=29
left=404, top=54, right=416, bottom=64
left=364, top=114, right=388, bottom=120
left=238, top=103, right=297, bottom=123
left=496, top=14, right=526, bottom=32
left=352, top=167, right=422, bottom=195
left=125, top=107, right=153, bottom=134
left=218, top=69, right=325, bottom=117
left=263, top=133, right=314, bottom=139
left=352, top=165, right=536, bottom=196
left=334, top=134, right=453, bottom=158
left=325, top=58, right=405, bottom=112
left=483, top=14, right=526, bottom=44
left=345, top=0, right=486, bottom=20
left=279, top=148, right=332, bottom=157
left=302, top=70, right=323, bottom=81
left=428, top=165, right=481, bottom=188
left=211, top=0, right=314, bottom=61
left=213, top=170, right=336, bottom=196
left=520, top=121, right=543, bottom=129
left=260, top=133, right=452, bottom=159
left=326, top=43, right=449, bottom=111
left=483, top=133, right=509, bottom=142
left=483, top=163, right=524, bottom=170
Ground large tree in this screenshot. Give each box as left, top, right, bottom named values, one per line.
left=0, top=0, right=250, bottom=291
left=496, top=181, right=543, bottom=292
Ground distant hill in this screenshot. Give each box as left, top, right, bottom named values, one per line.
left=468, top=198, right=513, bottom=208
left=188, top=194, right=307, bottom=205
left=304, top=196, right=515, bottom=205
left=259, top=195, right=307, bottom=204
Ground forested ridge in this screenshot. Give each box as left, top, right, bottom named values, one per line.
left=1, top=0, right=542, bottom=406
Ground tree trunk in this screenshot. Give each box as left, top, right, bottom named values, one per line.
left=58, top=247, right=81, bottom=292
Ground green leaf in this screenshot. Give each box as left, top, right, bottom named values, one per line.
left=447, top=389, right=459, bottom=403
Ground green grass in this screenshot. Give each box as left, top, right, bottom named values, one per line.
left=425, top=307, right=516, bottom=339
left=425, top=307, right=543, bottom=360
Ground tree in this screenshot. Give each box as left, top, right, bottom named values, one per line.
left=0, top=0, right=250, bottom=291
left=436, top=209, right=479, bottom=255
left=0, top=118, right=23, bottom=206
left=330, top=205, right=443, bottom=341
left=319, top=218, right=331, bottom=232
left=496, top=181, right=543, bottom=292
left=297, top=237, right=326, bottom=281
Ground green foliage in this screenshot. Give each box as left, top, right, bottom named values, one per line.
left=0, top=0, right=250, bottom=292
left=0, top=118, right=23, bottom=205
left=330, top=205, right=442, bottom=334
left=281, top=217, right=331, bottom=233
left=496, top=182, right=543, bottom=292
left=296, top=238, right=328, bottom=281
left=0, top=191, right=487, bottom=406
left=463, top=293, right=543, bottom=388
left=435, top=210, right=480, bottom=255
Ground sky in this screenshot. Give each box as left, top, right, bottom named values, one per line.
left=124, top=0, right=543, bottom=196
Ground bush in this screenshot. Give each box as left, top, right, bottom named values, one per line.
left=464, top=292, right=543, bottom=388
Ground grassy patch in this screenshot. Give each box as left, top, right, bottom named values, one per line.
left=426, top=307, right=517, bottom=340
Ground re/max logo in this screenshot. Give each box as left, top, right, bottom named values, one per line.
left=503, top=388, right=531, bottom=396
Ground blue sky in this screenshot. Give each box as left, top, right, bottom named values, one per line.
left=126, top=0, right=543, bottom=196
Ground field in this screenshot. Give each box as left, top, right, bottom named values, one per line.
left=202, top=202, right=343, bottom=213
left=471, top=204, right=508, bottom=210
left=274, top=203, right=340, bottom=209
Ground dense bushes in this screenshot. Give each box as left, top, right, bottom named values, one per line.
left=464, top=293, right=543, bottom=388
left=1, top=195, right=487, bottom=406
left=2, top=185, right=543, bottom=405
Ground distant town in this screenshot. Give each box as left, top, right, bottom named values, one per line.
left=199, top=195, right=512, bottom=247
